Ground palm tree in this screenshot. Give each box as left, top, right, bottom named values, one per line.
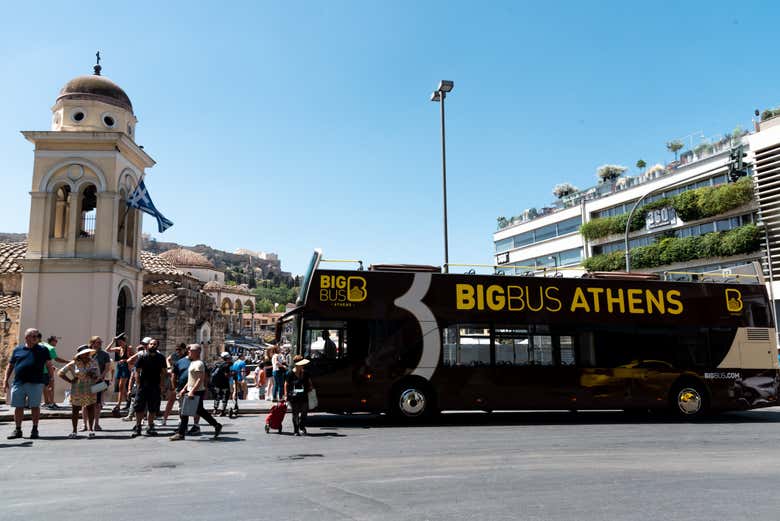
left=636, top=159, right=646, bottom=173
left=666, top=140, right=684, bottom=161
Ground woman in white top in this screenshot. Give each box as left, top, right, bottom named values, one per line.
left=271, top=346, right=287, bottom=402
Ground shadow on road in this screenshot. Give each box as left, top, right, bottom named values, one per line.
left=306, top=408, right=780, bottom=429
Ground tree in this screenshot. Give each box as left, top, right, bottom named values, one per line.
left=552, top=183, right=578, bottom=199
left=596, top=164, right=627, bottom=183
left=666, top=140, right=684, bottom=161
left=636, top=159, right=646, bottom=172
left=497, top=216, right=509, bottom=229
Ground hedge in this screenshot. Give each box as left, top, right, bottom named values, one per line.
left=582, top=224, right=761, bottom=272
left=579, top=177, right=754, bottom=240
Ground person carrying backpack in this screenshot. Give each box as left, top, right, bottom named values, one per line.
left=211, top=352, right=232, bottom=416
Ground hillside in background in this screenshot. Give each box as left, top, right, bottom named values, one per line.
left=0, top=232, right=293, bottom=285
left=0, top=232, right=26, bottom=243
left=142, top=236, right=293, bottom=285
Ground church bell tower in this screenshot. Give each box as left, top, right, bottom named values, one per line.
left=19, top=56, right=154, bottom=355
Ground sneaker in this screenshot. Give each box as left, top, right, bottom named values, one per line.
left=7, top=428, right=22, bottom=440
left=30, top=427, right=39, bottom=439
left=146, top=427, right=158, bottom=437
left=213, top=423, right=223, bottom=439
left=50, top=403, right=61, bottom=410
left=80, top=426, right=88, bottom=432
left=187, top=425, right=201, bottom=435
left=94, top=425, right=103, bottom=432
left=130, top=426, right=142, bottom=438
left=88, top=432, right=96, bottom=439
left=300, top=428, right=307, bottom=436
left=68, top=432, right=78, bottom=439
left=169, top=433, right=185, bottom=441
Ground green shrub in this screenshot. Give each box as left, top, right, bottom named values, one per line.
left=658, top=236, right=700, bottom=265
left=584, top=224, right=761, bottom=272
left=696, top=232, right=722, bottom=258
left=697, top=177, right=753, bottom=216
left=719, top=224, right=760, bottom=256
left=672, top=190, right=702, bottom=221
left=581, top=178, right=755, bottom=240
left=583, top=250, right=625, bottom=271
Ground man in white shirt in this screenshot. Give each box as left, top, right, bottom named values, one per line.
left=170, top=344, right=223, bottom=441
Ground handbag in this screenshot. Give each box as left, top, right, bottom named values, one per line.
left=181, top=395, right=200, bottom=416
left=307, top=388, right=318, bottom=410
left=90, top=381, right=109, bottom=393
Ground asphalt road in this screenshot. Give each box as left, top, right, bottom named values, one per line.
left=3, top=408, right=780, bottom=521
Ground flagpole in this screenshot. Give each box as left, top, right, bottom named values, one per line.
left=118, top=172, right=146, bottom=233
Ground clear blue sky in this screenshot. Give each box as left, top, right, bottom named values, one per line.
left=1, top=1, right=778, bottom=276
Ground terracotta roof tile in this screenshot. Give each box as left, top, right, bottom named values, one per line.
left=0, top=294, right=20, bottom=309
left=139, top=251, right=183, bottom=276
left=0, top=242, right=27, bottom=274
left=142, top=293, right=178, bottom=307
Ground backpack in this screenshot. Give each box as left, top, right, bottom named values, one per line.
left=211, top=361, right=230, bottom=387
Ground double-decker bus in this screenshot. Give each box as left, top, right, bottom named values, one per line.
left=278, top=250, right=779, bottom=420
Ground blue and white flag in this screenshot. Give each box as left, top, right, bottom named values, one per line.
left=126, top=180, right=174, bottom=233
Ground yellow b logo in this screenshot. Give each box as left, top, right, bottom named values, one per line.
left=725, top=289, right=743, bottom=313
left=347, top=277, right=367, bottom=302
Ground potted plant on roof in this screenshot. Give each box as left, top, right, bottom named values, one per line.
left=636, top=159, right=646, bottom=173
left=596, top=164, right=627, bottom=184
left=666, top=140, right=684, bottom=161
left=552, top=182, right=578, bottom=199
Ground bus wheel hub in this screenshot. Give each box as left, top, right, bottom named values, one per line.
left=677, top=388, right=702, bottom=415
left=399, top=389, right=426, bottom=416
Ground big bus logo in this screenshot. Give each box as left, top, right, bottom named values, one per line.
left=725, top=289, right=743, bottom=313
left=320, top=275, right=368, bottom=306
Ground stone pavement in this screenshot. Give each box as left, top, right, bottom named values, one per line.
left=0, top=399, right=273, bottom=421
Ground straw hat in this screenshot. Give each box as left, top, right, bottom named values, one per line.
left=75, top=345, right=96, bottom=358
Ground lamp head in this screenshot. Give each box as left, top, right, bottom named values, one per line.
left=438, top=80, right=454, bottom=93
left=430, top=91, right=441, bottom=102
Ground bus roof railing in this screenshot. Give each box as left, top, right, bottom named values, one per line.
left=369, top=264, right=442, bottom=273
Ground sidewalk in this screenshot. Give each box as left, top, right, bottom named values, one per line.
left=0, top=399, right=273, bottom=422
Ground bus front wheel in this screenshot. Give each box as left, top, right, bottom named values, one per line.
left=392, top=381, right=436, bottom=421
left=670, top=382, right=708, bottom=419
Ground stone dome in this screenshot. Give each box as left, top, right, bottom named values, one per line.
left=56, top=74, right=133, bottom=112
left=159, top=248, right=215, bottom=269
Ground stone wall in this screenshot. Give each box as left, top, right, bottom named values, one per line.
left=141, top=289, right=226, bottom=363
left=0, top=304, right=21, bottom=395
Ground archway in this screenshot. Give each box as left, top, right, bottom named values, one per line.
left=116, top=285, right=133, bottom=338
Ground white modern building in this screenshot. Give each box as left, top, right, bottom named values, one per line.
left=493, top=113, right=780, bottom=319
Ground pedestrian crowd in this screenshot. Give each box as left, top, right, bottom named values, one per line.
left=2, top=328, right=314, bottom=440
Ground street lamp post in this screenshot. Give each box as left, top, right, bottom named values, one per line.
left=431, top=80, right=454, bottom=273
left=548, top=255, right=558, bottom=277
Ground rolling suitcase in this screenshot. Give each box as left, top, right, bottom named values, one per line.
left=264, top=401, right=287, bottom=433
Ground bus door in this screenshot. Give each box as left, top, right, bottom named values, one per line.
left=438, top=325, right=493, bottom=410
left=492, top=326, right=579, bottom=410
left=300, top=320, right=365, bottom=411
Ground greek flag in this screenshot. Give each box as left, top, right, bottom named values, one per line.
left=126, top=180, right=174, bottom=233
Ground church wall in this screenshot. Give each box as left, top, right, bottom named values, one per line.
left=19, top=268, right=141, bottom=360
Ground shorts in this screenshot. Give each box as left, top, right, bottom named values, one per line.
left=134, top=385, right=162, bottom=414
left=116, top=362, right=131, bottom=380
left=10, top=382, right=45, bottom=409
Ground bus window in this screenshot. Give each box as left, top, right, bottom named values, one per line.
left=443, top=325, right=490, bottom=367
left=578, top=332, right=597, bottom=367
left=494, top=328, right=530, bottom=366
left=532, top=333, right=554, bottom=366
left=559, top=336, right=575, bottom=366
left=368, top=320, right=421, bottom=368
left=302, top=321, right=348, bottom=360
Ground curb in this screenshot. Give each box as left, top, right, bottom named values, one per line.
left=0, top=400, right=273, bottom=422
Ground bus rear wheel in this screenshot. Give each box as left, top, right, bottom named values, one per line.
left=392, top=381, right=435, bottom=421
left=670, top=382, right=708, bottom=419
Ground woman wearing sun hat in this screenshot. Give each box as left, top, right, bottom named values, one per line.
left=57, top=345, right=100, bottom=438
left=284, top=355, right=313, bottom=436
